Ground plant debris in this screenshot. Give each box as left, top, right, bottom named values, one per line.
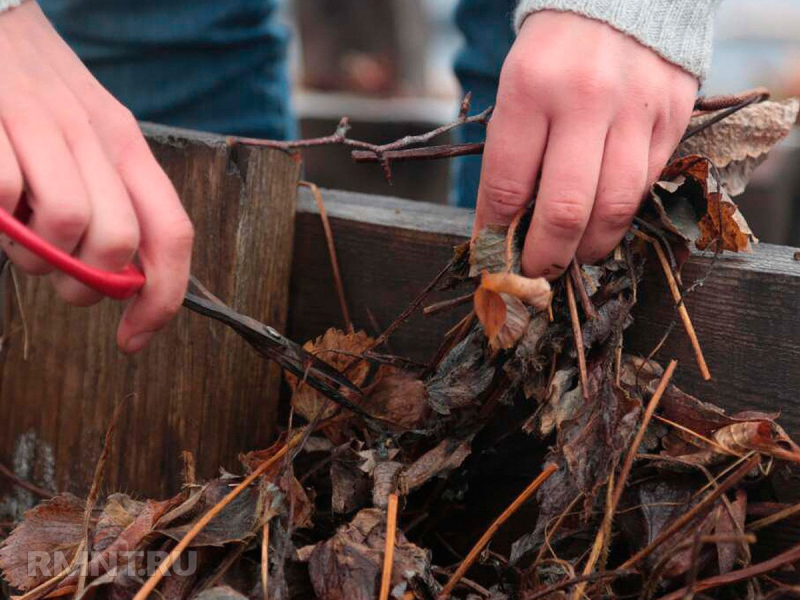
left=1, top=94, right=799, bottom=600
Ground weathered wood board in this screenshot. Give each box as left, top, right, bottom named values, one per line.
left=290, top=186, right=800, bottom=436
left=0, top=125, right=300, bottom=500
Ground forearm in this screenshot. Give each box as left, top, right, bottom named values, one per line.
left=515, top=0, right=722, bottom=79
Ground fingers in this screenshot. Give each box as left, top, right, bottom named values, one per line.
left=0, top=98, right=90, bottom=275
left=0, top=122, right=23, bottom=217
left=115, top=135, right=194, bottom=353
left=576, top=119, right=650, bottom=264
left=474, top=100, right=548, bottom=234
left=521, top=119, right=606, bottom=279
left=48, top=115, right=140, bottom=306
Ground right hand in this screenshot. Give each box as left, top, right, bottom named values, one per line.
left=0, top=1, right=194, bottom=353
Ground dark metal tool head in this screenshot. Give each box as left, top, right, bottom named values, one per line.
left=183, top=277, right=369, bottom=417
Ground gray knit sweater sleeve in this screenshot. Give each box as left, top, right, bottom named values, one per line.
left=0, top=0, right=26, bottom=14
left=515, top=0, right=722, bottom=80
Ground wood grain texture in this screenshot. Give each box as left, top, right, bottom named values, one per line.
left=288, top=187, right=472, bottom=362
left=289, top=187, right=800, bottom=435
left=0, top=124, right=300, bottom=499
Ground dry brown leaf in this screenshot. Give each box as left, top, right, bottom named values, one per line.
left=367, top=370, right=430, bottom=430
left=714, top=489, right=747, bottom=575
left=475, top=287, right=531, bottom=350
left=308, top=509, right=433, bottom=600
left=654, top=155, right=757, bottom=253
left=425, top=323, right=496, bottom=415
left=678, top=98, right=800, bottom=195
left=474, top=286, right=506, bottom=342
left=696, top=188, right=756, bottom=252
left=469, top=224, right=514, bottom=277
left=286, top=328, right=374, bottom=423
left=402, top=438, right=472, bottom=491
left=331, top=443, right=371, bottom=514
left=0, top=494, right=84, bottom=590
left=481, top=271, right=551, bottom=311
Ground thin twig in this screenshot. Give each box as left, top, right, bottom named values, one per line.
left=533, top=493, right=584, bottom=569
left=370, top=257, right=456, bottom=355
left=613, top=361, right=676, bottom=512
left=633, top=229, right=711, bottom=380
left=423, top=293, right=474, bottom=317
left=0, top=461, right=53, bottom=499
left=569, top=261, right=597, bottom=320
left=76, top=396, right=131, bottom=598
left=232, top=96, right=493, bottom=182
left=524, top=569, right=635, bottom=600
left=380, top=493, right=400, bottom=600
left=748, top=501, right=800, bottom=532
left=438, top=464, right=558, bottom=598
left=656, top=539, right=800, bottom=600
left=300, top=182, right=353, bottom=333
left=133, top=429, right=308, bottom=600
left=653, top=414, right=741, bottom=457
left=565, top=277, right=589, bottom=403
left=10, top=266, right=28, bottom=360
left=261, top=522, right=269, bottom=600
left=642, top=533, right=756, bottom=600
left=684, top=88, right=770, bottom=141
left=352, top=142, right=485, bottom=164
left=571, top=473, right=616, bottom=600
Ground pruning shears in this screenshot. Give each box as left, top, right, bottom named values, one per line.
left=0, top=207, right=364, bottom=406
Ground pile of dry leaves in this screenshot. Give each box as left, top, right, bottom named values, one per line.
left=1, top=94, right=800, bottom=600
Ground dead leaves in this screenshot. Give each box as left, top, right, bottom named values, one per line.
left=367, top=371, right=430, bottom=430
left=0, top=494, right=84, bottom=590
left=307, top=509, right=433, bottom=600
left=286, top=328, right=374, bottom=423
left=678, top=98, right=800, bottom=196
left=471, top=226, right=551, bottom=350
left=649, top=156, right=757, bottom=256
left=2, top=89, right=799, bottom=600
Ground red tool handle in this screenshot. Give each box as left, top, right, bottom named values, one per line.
left=0, top=208, right=145, bottom=300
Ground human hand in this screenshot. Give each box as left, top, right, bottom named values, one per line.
left=0, top=1, right=194, bottom=352
left=474, top=10, right=698, bottom=279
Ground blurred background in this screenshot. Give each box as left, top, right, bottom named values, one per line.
left=286, top=0, right=800, bottom=245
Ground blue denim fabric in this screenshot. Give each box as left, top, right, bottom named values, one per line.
left=39, top=0, right=296, bottom=139
left=452, top=0, right=517, bottom=209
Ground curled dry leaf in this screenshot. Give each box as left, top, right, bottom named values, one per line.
left=678, top=98, right=800, bottom=196
left=308, top=508, right=433, bottom=600
left=649, top=156, right=757, bottom=255
left=482, top=271, right=551, bottom=311
left=286, top=328, right=375, bottom=423
left=475, top=273, right=549, bottom=350
left=367, top=370, right=430, bottom=430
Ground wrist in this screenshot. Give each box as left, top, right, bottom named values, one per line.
left=515, top=0, right=721, bottom=80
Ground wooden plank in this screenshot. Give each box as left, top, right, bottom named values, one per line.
left=289, top=187, right=800, bottom=435
left=289, top=188, right=471, bottom=362
left=0, top=124, right=300, bottom=501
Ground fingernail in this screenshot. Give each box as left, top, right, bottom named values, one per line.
left=124, top=331, right=155, bottom=353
